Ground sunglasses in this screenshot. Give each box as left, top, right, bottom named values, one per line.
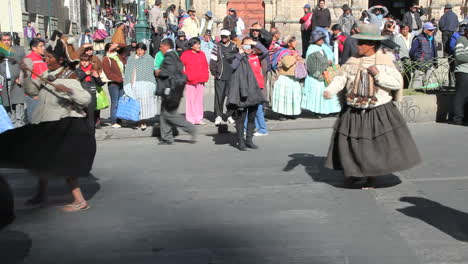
left=426, top=29, right=435, bottom=32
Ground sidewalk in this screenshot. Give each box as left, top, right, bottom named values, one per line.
left=95, top=116, right=337, bottom=141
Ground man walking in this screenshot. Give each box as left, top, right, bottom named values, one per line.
left=337, top=4, right=357, bottom=36
left=299, top=4, right=313, bottom=58
left=452, top=26, right=468, bottom=126
left=312, top=0, right=332, bottom=46
left=155, top=39, right=197, bottom=145
left=403, top=4, right=425, bottom=37
left=210, top=29, right=239, bottom=125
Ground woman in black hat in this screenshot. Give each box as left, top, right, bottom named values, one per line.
left=0, top=36, right=96, bottom=212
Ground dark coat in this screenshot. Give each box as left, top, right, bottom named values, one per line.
left=0, top=59, right=23, bottom=106
left=223, top=16, right=237, bottom=33
left=410, top=33, right=437, bottom=62
left=402, top=10, right=424, bottom=30
left=227, top=54, right=265, bottom=109
left=340, top=36, right=358, bottom=65
left=157, top=50, right=186, bottom=110
left=439, top=10, right=459, bottom=32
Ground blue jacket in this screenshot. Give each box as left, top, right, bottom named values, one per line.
left=410, top=33, right=437, bottom=62
left=439, top=11, right=459, bottom=32
left=450, top=32, right=462, bottom=54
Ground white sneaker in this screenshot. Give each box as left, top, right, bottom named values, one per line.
left=214, top=116, right=223, bottom=125
left=111, top=123, right=121, bottom=128
left=254, top=132, right=268, bottom=137
left=227, top=116, right=235, bottom=124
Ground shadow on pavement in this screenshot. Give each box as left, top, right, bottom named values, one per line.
left=207, top=132, right=236, bottom=148
left=0, top=174, right=14, bottom=229
left=4, top=171, right=101, bottom=208
left=398, top=197, right=468, bottom=242
left=283, top=153, right=402, bottom=189
left=0, top=230, right=32, bottom=264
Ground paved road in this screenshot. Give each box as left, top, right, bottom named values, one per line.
left=1, top=123, right=468, bottom=264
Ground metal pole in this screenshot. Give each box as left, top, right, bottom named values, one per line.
left=8, top=0, right=14, bottom=39
left=48, top=0, right=52, bottom=38
left=135, top=0, right=149, bottom=43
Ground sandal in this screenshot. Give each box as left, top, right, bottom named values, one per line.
left=61, top=201, right=90, bottom=213
left=362, top=177, right=375, bottom=190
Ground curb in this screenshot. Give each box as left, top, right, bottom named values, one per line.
left=95, top=117, right=337, bottom=141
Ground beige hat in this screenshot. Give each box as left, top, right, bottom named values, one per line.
left=351, top=24, right=388, bottom=41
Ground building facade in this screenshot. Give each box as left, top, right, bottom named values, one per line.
left=155, top=0, right=466, bottom=37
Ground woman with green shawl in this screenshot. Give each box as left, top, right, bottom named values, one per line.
left=123, top=43, right=158, bottom=130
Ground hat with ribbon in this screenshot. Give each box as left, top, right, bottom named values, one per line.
left=351, top=24, right=388, bottom=41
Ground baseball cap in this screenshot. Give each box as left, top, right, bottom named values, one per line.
left=304, top=4, right=311, bottom=9
left=220, top=29, right=231, bottom=36
left=423, top=22, right=436, bottom=31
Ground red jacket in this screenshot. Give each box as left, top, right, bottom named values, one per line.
left=248, top=55, right=264, bottom=89
left=336, top=34, right=347, bottom=54
left=25, top=51, right=47, bottom=80
left=180, top=50, right=209, bottom=84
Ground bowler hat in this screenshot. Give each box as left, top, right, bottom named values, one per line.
left=310, top=30, right=327, bottom=43
left=351, top=24, right=388, bottom=41
left=177, top=30, right=186, bottom=37
left=342, top=4, right=351, bottom=11
left=188, top=6, right=196, bottom=12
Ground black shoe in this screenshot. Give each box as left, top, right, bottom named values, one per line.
left=245, top=138, right=259, bottom=149
left=158, top=141, right=173, bottom=145
left=279, top=116, right=287, bottom=121
left=238, top=141, right=247, bottom=151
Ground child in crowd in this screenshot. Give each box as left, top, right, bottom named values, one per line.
left=76, top=53, right=106, bottom=129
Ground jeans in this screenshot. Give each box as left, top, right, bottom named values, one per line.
left=244, top=103, right=268, bottom=134
left=24, top=96, right=39, bottom=123
left=314, top=26, right=330, bottom=47
left=108, top=83, right=123, bottom=124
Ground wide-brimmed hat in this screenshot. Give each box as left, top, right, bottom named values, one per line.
left=188, top=6, right=196, bottom=12
left=351, top=24, right=388, bottom=41
left=310, top=30, right=327, bottom=43
left=342, top=4, right=351, bottom=11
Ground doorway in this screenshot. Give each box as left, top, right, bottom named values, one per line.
left=368, top=0, right=418, bottom=19
left=227, top=0, right=265, bottom=35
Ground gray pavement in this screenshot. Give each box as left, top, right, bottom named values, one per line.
left=1, top=123, right=468, bottom=263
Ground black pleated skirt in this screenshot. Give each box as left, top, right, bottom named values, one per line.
left=325, top=102, right=421, bottom=177
left=0, top=117, right=96, bottom=178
